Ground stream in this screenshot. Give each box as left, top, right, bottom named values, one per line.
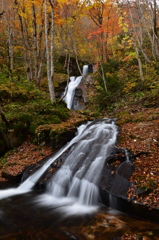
left=0, top=191, right=159, bottom=239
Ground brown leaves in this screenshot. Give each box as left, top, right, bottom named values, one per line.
left=0, top=140, right=53, bottom=181
left=118, top=108, right=159, bottom=209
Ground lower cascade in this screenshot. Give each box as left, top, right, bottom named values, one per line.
left=0, top=118, right=121, bottom=215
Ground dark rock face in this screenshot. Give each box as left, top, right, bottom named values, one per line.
left=88, top=64, right=93, bottom=73
left=72, top=89, right=84, bottom=110
left=100, top=189, right=159, bottom=223
left=100, top=149, right=134, bottom=200
left=71, top=75, right=94, bottom=110
left=55, top=81, right=67, bottom=98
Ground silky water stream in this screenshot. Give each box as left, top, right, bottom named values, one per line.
left=0, top=119, right=159, bottom=239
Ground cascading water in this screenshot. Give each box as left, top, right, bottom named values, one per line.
left=35, top=119, right=118, bottom=215
left=63, top=76, right=82, bottom=109
left=0, top=118, right=119, bottom=215
left=63, top=65, right=88, bottom=109
left=82, top=64, right=89, bottom=76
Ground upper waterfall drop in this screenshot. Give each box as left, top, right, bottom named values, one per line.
left=63, top=65, right=89, bottom=109
left=82, top=65, right=89, bottom=76
left=63, top=76, right=82, bottom=109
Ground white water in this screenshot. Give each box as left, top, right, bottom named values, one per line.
left=64, top=76, right=82, bottom=109
left=82, top=64, right=89, bottom=76
left=63, top=65, right=88, bottom=109
left=36, top=119, right=118, bottom=215
left=0, top=119, right=119, bottom=216
left=125, top=149, right=130, bottom=162
left=0, top=123, right=89, bottom=200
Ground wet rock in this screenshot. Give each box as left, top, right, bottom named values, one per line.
left=71, top=74, right=95, bottom=110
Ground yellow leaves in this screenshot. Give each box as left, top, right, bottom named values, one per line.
left=94, top=81, right=98, bottom=85
left=14, top=46, right=24, bottom=52
left=118, top=16, right=124, bottom=27
left=122, top=35, right=129, bottom=43
left=123, top=26, right=128, bottom=33
left=105, top=72, right=112, bottom=77
left=123, top=82, right=136, bottom=93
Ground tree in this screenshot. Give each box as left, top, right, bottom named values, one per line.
left=44, top=0, right=55, bottom=102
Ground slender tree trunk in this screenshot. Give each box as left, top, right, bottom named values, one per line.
left=145, top=0, right=159, bottom=59
left=32, top=3, right=39, bottom=81
left=72, top=39, right=82, bottom=75
left=44, top=0, right=55, bottom=103
left=60, top=53, right=71, bottom=102
left=36, top=48, right=46, bottom=87
left=14, top=6, right=31, bottom=82
left=137, top=0, right=155, bottom=59
left=116, top=0, right=144, bottom=81
left=3, top=0, right=14, bottom=81
left=7, top=30, right=14, bottom=82
left=100, top=62, right=108, bottom=92
left=50, top=0, right=54, bottom=83
left=127, top=0, right=150, bottom=63
left=132, top=36, right=145, bottom=81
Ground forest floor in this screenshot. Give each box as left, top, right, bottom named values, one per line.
left=117, top=107, right=159, bottom=209
left=0, top=107, right=159, bottom=210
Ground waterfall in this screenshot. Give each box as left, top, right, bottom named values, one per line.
left=35, top=119, right=118, bottom=215
left=0, top=119, right=118, bottom=216
left=63, top=76, right=82, bottom=109
left=63, top=65, right=88, bottom=109
left=82, top=65, right=89, bottom=76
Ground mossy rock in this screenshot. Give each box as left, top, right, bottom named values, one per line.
left=49, top=128, right=76, bottom=149
left=35, top=125, right=76, bottom=150
left=35, top=112, right=94, bottom=149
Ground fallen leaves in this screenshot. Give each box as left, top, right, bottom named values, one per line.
left=118, top=108, right=159, bottom=209
left=0, top=140, right=53, bottom=181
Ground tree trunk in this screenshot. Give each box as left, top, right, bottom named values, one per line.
left=44, top=0, right=55, bottom=103
left=127, top=0, right=150, bottom=63
left=100, top=62, right=108, bottom=92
